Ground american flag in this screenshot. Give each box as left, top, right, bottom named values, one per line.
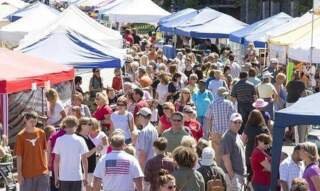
left=105, top=160, right=130, bottom=175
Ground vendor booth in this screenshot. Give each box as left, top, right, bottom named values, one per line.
left=0, top=3, right=60, bottom=48
left=229, top=12, right=292, bottom=48
left=18, top=27, right=124, bottom=68
left=271, top=92, right=320, bottom=190
left=99, top=0, right=170, bottom=24
left=19, top=5, right=123, bottom=49
left=175, top=7, right=246, bottom=38
left=0, top=48, right=74, bottom=142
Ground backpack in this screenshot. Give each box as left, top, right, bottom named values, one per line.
left=206, top=166, right=226, bottom=191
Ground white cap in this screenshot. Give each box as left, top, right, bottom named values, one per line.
left=137, top=107, right=152, bottom=117
left=230, top=113, right=242, bottom=122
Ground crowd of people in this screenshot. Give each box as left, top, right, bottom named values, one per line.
left=13, top=28, right=320, bottom=191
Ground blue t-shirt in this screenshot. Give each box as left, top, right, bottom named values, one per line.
left=192, top=90, right=214, bottom=117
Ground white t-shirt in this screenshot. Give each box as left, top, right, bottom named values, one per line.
left=156, top=83, right=168, bottom=104
left=94, top=150, right=144, bottom=191
left=89, top=131, right=107, bottom=154
left=47, top=101, right=64, bottom=125
left=111, top=112, right=133, bottom=140
left=53, top=134, right=89, bottom=181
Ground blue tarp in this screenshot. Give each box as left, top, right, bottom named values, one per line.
left=158, top=8, right=197, bottom=33
left=271, top=92, right=320, bottom=190
left=229, top=12, right=292, bottom=48
left=20, top=27, right=122, bottom=69
left=174, top=7, right=246, bottom=39
left=7, top=2, right=59, bottom=22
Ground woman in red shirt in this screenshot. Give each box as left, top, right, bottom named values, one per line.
left=250, top=133, right=272, bottom=191
left=92, top=92, right=113, bottom=135
left=183, top=105, right=202, bottom=141
left=158, top=102, right=175, bottom=134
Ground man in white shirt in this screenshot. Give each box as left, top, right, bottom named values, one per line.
left=279, top=144, right=305, bottom=191
left=229, top=54, right=241, bottom=79
left=53, top=116, right=89, bottom=191
left=93, top=133, right=144, bottom=191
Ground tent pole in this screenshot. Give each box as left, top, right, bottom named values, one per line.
left=1, top=94, right=8, bottom=138
left=310, top=9, right=315, bottom=65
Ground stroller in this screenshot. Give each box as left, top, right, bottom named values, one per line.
left=0, top=157, right=16, bottom=191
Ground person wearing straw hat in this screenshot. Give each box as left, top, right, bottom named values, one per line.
left=205, top=87, right=235, bottom=166
left=257, top=71, right=278, bottom=120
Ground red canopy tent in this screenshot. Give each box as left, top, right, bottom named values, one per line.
left=0, top=48, right=74, bottom=136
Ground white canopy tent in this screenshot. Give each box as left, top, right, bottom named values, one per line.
left=0, top=0, right=28, bottom=19
left=99, top=0, right=170, bottom=24
left=268, top=12, right=320, bottom=64
left=19, top=5, right=123, bottom=49
left=0, top=3, right=59, bottom=47
left=288, top=30, right=320, bottom=63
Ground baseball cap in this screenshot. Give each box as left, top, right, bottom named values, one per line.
left=137, top=107, right=152, bottom=117
left=230, top=113, right=242, bottom=122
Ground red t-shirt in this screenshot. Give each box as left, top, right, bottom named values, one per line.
left=125, top=34, right=134, bottom=45
left=184, top=119, right=203, bottom=141
left=250, top=148, right=271, bottom=185
left=112, top=76, right=122, bottom=91
left=159, top=115, right=171, bottom=132
left=133, top=100, right=148, bottom=117
left=93, top=104, right=112, bottom=128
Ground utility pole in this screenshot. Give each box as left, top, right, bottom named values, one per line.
left=290, top=0, right=294, bottom=16
left=262, top=0, right=267, bottom=18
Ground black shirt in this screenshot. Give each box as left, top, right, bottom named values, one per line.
left=77, top=134, right=96, bottom=173
left=286, top=80, right=305, bottom=103
left=243, top=125, right=269, bottom=163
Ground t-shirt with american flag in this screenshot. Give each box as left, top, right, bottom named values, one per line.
left=94, top=150, right=144, bottom=191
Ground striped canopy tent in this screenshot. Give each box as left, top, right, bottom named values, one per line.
left=0, top=48, right=74, bottom=141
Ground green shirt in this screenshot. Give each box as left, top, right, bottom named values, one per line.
left=173, top=167, right=205, bottom=191
left=161, top=128, right=189, bottom=152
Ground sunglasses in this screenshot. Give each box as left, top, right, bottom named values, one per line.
left=163, top=107, right=170, bottom=110
left=233, top=121, right=242, bottom=124
left=172, top=119, right=182, bottom=122
left=166, top=185, right=176, bottom=190
left=117, top=103, right=125, bottom=106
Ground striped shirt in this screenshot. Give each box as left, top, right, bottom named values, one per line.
left=231, top=79, right=256, bottom=104
left=205, top=97, right=236, bottom=135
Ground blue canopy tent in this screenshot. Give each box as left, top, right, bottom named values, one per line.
left=271, top=93, right=320, bottom=190
left=229, top=12, right=292, bottom=48
left=158, top=8, right=197, bottom=33
left=174, top=7, right=246, bottom=38
left=19, top=27, right=123, bottom=68
left=7, top=2, right=59, bottom=22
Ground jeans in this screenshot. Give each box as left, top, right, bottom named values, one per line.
left=20, top=174, right=49, bottom=191
left=252, top=183, right=270, bottom=191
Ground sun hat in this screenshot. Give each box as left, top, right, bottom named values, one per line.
left=252, top=99, right=268, bottom=108
left=200, top=147, right=216, bottom=166
left=230, top=113, right=242, bottom=122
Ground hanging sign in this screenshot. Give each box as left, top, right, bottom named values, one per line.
left=314, top=0, right=320, bottom=15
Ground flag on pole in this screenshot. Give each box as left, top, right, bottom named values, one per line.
left=314, top=0, right=320, bottom=15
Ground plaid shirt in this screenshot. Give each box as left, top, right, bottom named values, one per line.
left=204, top=97, right=236, bottom=136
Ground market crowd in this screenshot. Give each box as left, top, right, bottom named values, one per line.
left=14, top=28, right=320, bottom=191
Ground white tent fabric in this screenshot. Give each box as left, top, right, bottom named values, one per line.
left=7, top=2, right=59, bottom=20
left=99, top=0, right=170, bottom=24
left=268, top=12, right=319, bottom=64
left=288, top=30, right=320, bottom=63
left=0, top=0, right=28, bottom=19
left=78, top=0, right=113, bottom=7
left=19, top=5, right=123, bottom=49
left=0, top=3, right=59, bottom=47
